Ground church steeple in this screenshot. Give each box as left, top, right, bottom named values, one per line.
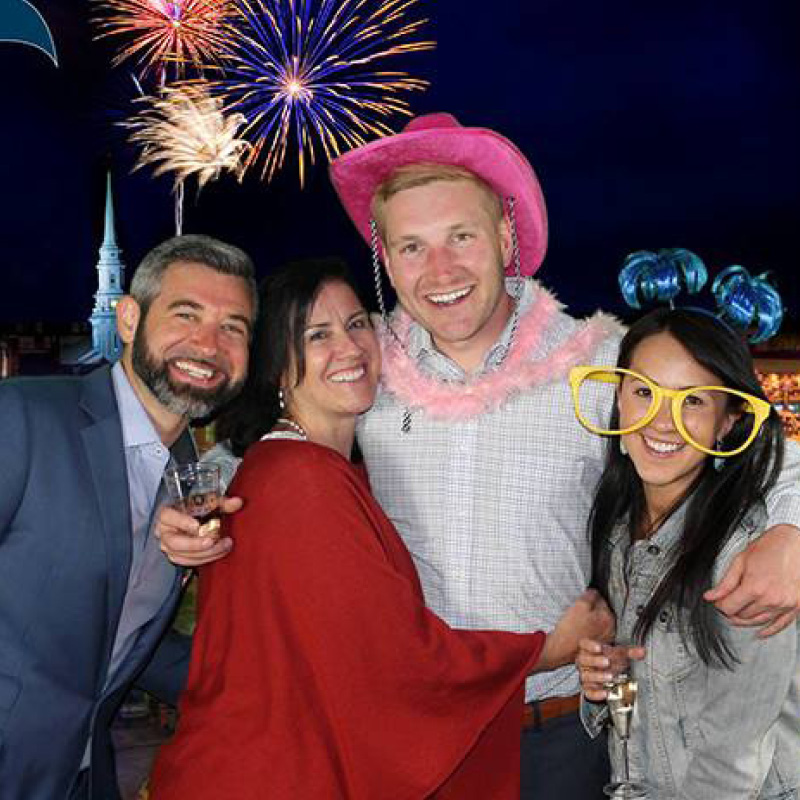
left=88, top=172, right=125, bottom=362
left=103, top=171, right=118, bottom=248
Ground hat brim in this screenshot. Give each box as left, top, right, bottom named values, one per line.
left=330, top=124, right=548, bottom=276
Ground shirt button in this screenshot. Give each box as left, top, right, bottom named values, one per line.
left=636, top=604, right=645, bottom=615
left=647, top=544, right=660, bottom=556
left=659, top=610, right=670, bottom=623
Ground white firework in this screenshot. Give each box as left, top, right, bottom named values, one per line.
left=127, top=83, right=251, bottom=190
left=125, top=83, right=251, bottom=232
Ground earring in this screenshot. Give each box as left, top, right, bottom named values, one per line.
left=278, top=388, right=285, bottom=411
left=713, top=440, right=725, bottom=471
left=619, top=439, right=628, bottom=456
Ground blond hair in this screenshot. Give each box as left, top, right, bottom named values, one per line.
left=370, top=163, right=504, bottom=239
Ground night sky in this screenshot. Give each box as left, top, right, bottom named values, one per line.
left=2, top=0, right=799, bottom=327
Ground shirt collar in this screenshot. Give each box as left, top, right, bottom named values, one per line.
left=610, top=500, right=690, bottom=550
left=403, top=278, right=536, bottom=376
left=112, top=361, right=164, bottom=450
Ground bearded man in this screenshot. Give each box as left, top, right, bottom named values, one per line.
left=0, top=234, right=256, bottom=800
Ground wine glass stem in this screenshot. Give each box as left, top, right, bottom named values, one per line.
left=623, top=737, right=630, bottom=782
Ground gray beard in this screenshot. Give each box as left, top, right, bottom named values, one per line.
left=131, top=333, right=244, bottom=420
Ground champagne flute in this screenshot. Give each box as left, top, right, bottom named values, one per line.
left=603, top=643, right=648, bottom=799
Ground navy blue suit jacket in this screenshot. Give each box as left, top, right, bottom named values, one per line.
left=0, top=366, right=190, bottom=799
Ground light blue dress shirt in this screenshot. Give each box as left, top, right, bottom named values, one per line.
left=81, top=363, right=191, bottom=767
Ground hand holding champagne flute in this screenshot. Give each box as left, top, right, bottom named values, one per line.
left=577, top=639, right=647, bottom=798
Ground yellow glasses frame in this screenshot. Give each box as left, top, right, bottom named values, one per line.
left=569, top=365, right=772, bottom=458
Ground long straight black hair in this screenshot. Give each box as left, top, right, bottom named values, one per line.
left=590, top=308, right=785, bottom=667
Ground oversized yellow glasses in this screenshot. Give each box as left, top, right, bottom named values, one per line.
left=569, top=365, right=772, bottom=458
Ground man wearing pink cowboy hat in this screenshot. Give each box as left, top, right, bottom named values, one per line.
left=160, top=113, right=800, bottom=798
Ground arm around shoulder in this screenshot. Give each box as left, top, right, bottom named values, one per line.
left=707, top=515, right=800, bottom=635
left=707, top=447, right=800, bottom=634
left=764, top=438, right=800, bottom=529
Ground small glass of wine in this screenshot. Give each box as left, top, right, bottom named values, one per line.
left=163, top=462, right=222, bottom=538
left=603, top=643, right=648, bottom=799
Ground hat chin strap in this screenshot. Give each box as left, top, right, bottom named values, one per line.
left=369, top=217, right=412, bottom=433
left=369, top=218, right=401, bottom=343
left=506, top=195, right=522, bottom=282
left=495, top=195, right=524, bottom=368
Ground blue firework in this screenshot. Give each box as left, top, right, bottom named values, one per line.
left=214, top=0, right=434, bottom=185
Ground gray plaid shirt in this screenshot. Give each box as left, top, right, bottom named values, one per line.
left=358, top=280, right=621, bottom=701
left=358, top=279, right=800, bottom=702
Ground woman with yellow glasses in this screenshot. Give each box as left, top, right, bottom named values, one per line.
left=571, top=306, right=800, bottom=799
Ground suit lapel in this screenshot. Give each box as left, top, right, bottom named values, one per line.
left=79, top=367, right=133, bottom=671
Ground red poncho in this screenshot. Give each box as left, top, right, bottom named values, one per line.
left=150, top=440, right=544, bottom=799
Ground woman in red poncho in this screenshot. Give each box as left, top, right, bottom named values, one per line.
left=150, top=259, right=612, bottom=800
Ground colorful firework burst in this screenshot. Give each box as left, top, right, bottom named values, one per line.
left=125, top=83, right=251, bottom=231
left=215, top=0, right=435, bottom=185
left=93, top=0, right=234, bottom=81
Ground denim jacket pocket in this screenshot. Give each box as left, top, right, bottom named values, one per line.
left=648, top=608, right=696, bottom=681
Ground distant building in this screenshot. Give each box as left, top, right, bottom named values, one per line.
left=66, top=171, right=126, bottom=366
left=0, top=339, right=18, bottom=378
left=2, top=173, right=126, bottom=377
left=0, top=321, right=89, bottom=377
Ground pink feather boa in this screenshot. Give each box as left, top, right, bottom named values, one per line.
left=379, top=287, right=622, bottom=421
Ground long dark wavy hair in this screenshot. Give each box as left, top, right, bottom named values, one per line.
left=590, top=308, right=784, bottom=667
left=215, top=258, right=362, bottom=457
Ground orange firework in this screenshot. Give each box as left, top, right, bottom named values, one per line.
left=93, top=0, right=234, bottom=80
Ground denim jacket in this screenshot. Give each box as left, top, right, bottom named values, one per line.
left=581, top=502, right=800, bottom=799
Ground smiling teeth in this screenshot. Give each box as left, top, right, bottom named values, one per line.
left=644, top=437, right=682, bottom=453
left=175, top=360, right=215, bottom=380
left=330, top=367, right=366, bottom=383
left=428, top=287, right=471, bottom=305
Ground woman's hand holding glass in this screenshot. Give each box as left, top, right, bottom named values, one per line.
left=579, top=639, right=648, bottom=798
left=577, top=639, right=646, bottom=703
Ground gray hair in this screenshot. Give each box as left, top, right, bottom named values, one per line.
left=130, top=234, right=258, bottom=315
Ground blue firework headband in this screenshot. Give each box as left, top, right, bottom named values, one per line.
left=618, top=248, right=784, bottom=343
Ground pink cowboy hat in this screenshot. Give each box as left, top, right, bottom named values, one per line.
left=329, top=112, right=548, bottom=276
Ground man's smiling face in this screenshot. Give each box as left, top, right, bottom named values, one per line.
left=381, top=177, right=513, bottom=371
left=128, top=261, right=253, bottom=420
